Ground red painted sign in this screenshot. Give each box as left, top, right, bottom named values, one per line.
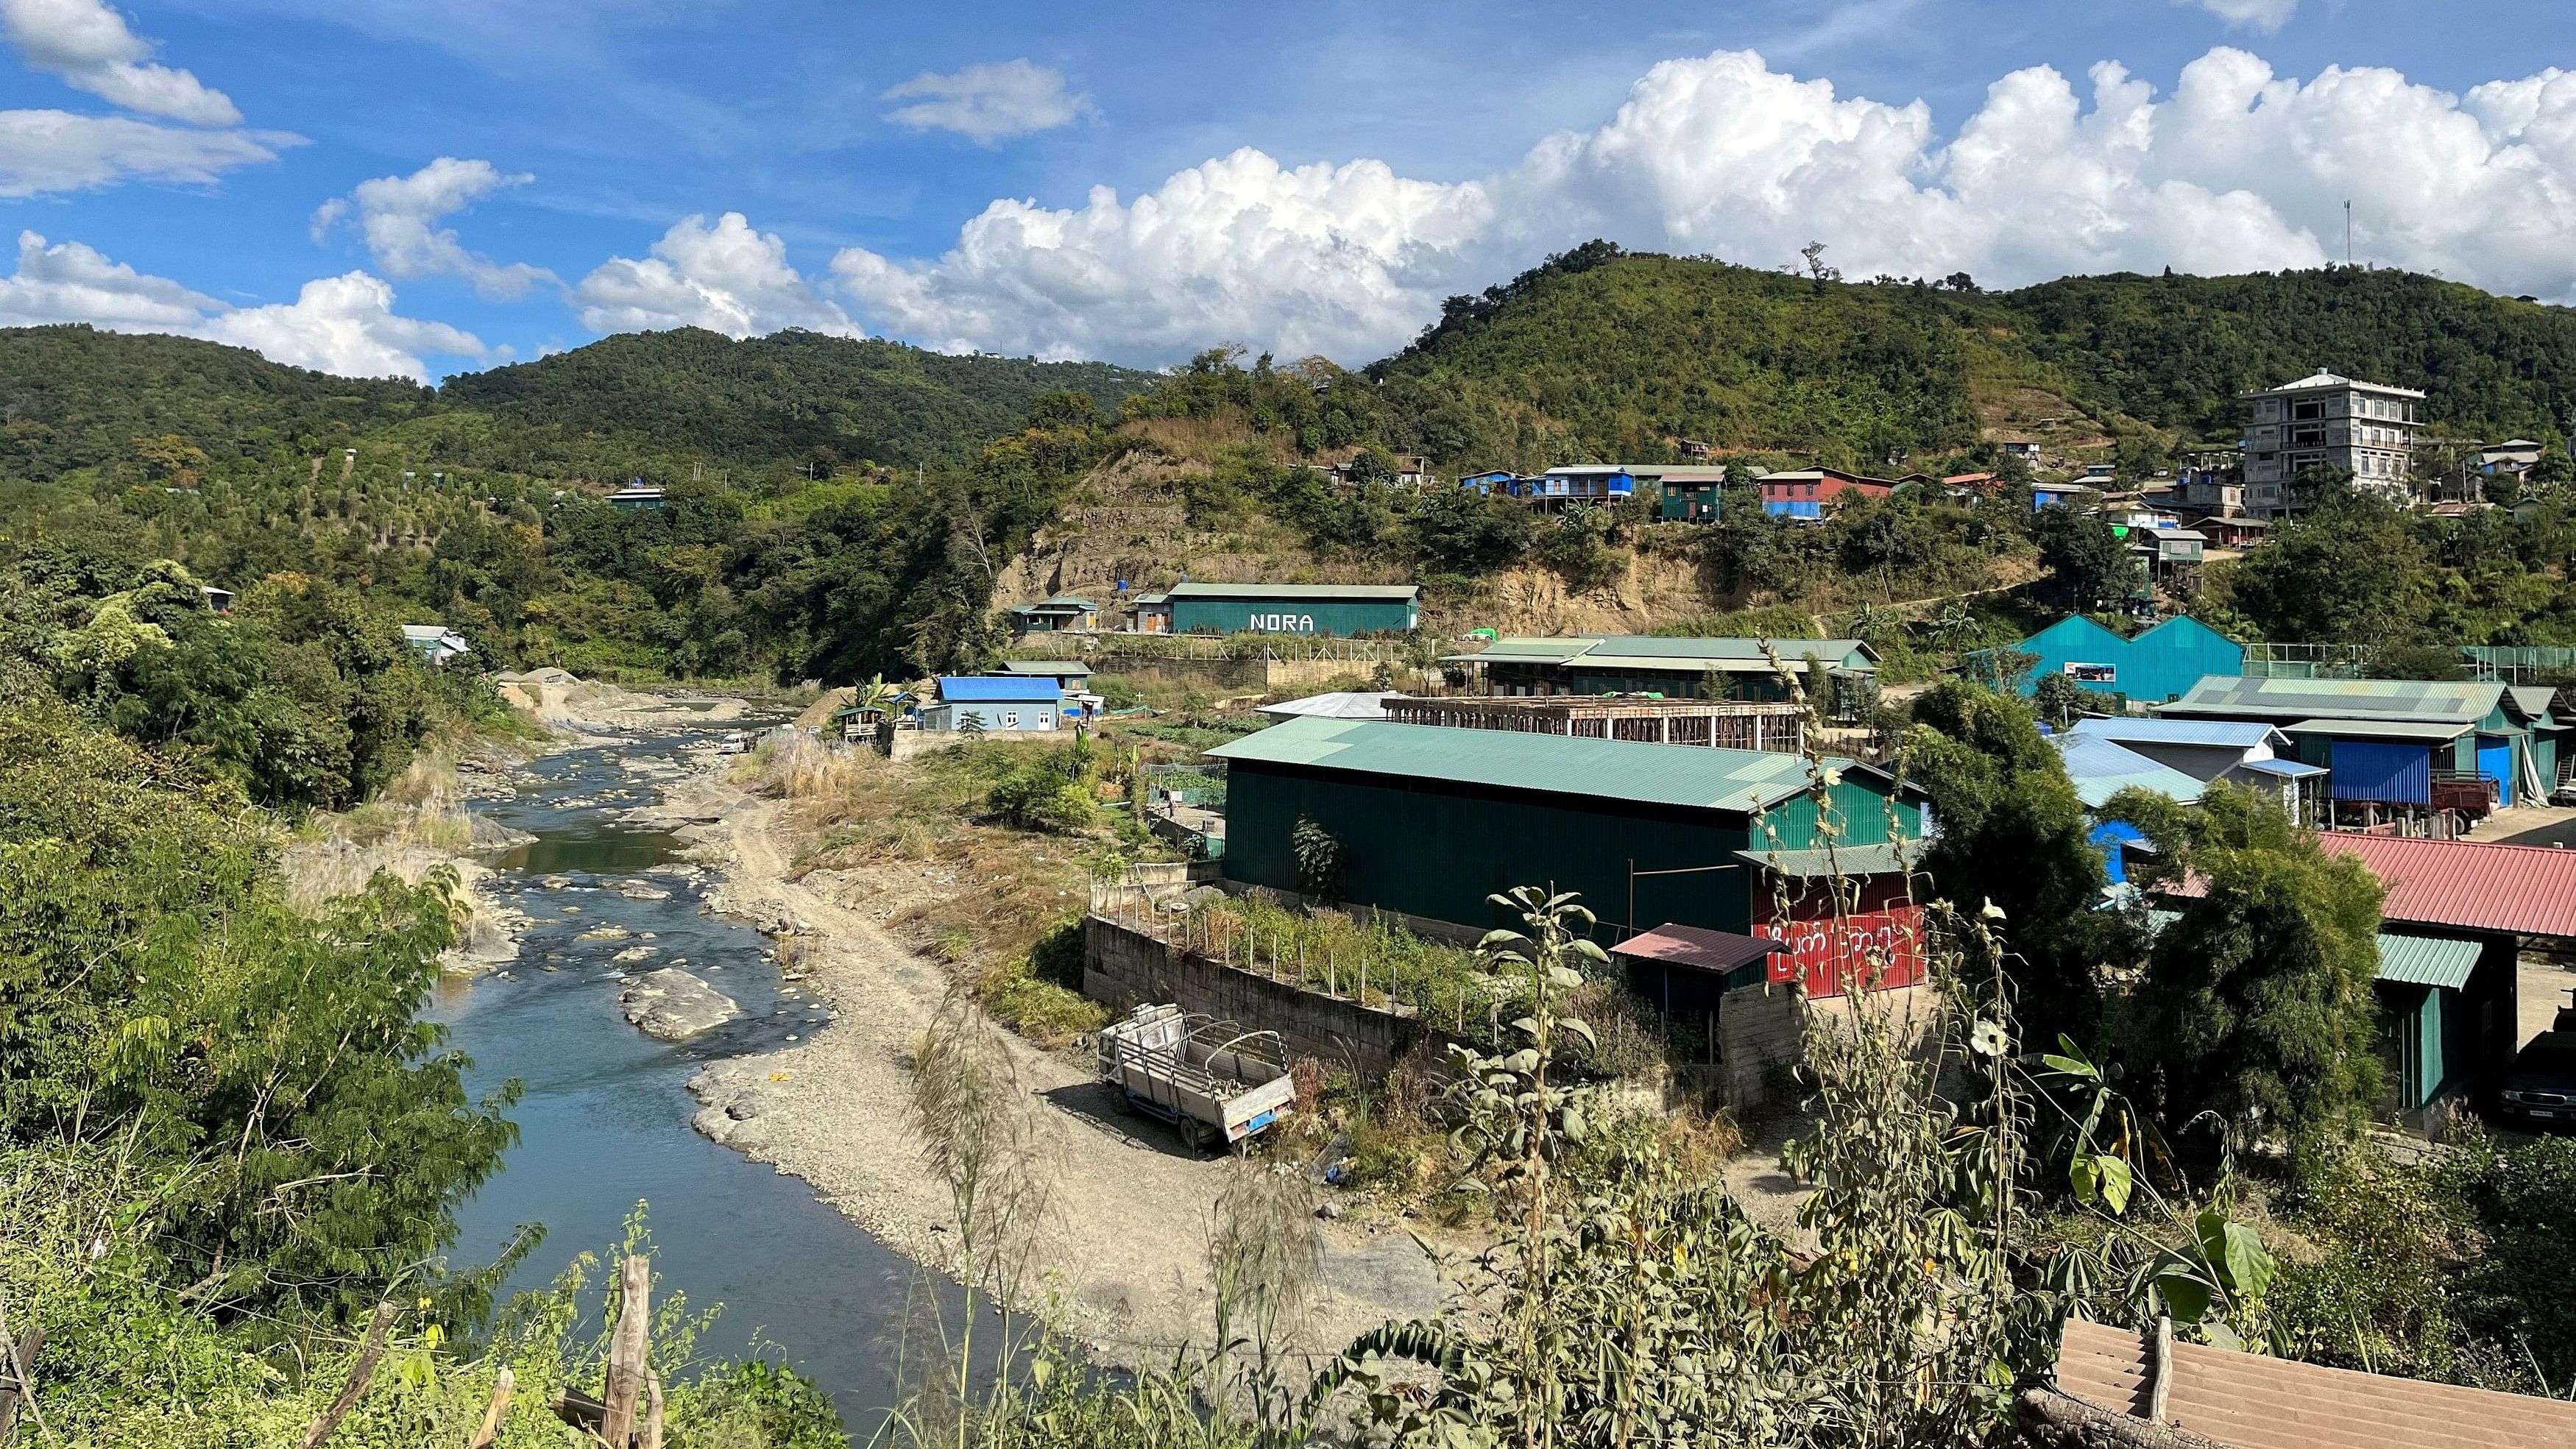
left=1756, top=905, right=1928, bottom=997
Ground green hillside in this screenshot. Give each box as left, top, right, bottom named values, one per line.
left=0, top=326, right=433, bottom=479
left=1325, top=246, right=2576, bottom=472
left=441, top=326, right=1157, bottom=472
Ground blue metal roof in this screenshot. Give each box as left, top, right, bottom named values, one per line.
left=2068, top=717, right=2284, bottom=751
left=2237, top=757, right=2326, bottom=779
left=938, top=676, right=1063, bottom=703
left=2053, top=734, right=2208, bottom=809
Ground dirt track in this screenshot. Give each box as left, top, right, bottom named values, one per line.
left=653, top=762, right=1450, bottom=1367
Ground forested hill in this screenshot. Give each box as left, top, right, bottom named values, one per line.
left=441, top=327, right=1157, bottom=473
left=0, top=326, right=434, bottom=478
left=1349, top=246, right=2576, bottom=472
left=0, top=324, right=1158, bottom=482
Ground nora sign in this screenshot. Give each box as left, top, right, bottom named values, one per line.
left=1247, top=612, right=1318, bottom=633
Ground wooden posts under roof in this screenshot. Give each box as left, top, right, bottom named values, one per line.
left=1379, top=694, right=1808, bottom=754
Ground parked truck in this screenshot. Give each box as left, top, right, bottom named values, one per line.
left=1097, top=1005, right=1295, bottom=1150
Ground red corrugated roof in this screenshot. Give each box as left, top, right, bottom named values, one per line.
left=2053, top=1316, right=2576, bottom=1449
left=1608, top=923, right=1783, bottom=975
left=2324, top=835, right=2576, bottom=938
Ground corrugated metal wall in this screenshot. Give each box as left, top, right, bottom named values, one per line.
left=1169, top=598, right=1418, bottom=637
left=1223, top=765, right=1906, bottom=938
left=2328, top=740, right=2432, bottom=804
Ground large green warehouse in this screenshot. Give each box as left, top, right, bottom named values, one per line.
left=1206, top=716, right=1925, bottom=938
left=1166, top=582, right=1420, bottom=637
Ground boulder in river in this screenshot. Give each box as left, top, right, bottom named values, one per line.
left=576, top=924, right=630, bottom=941
left=615, top=880, right=673, bottom=901
left=467, top=814, right=539, bottom=854
left=621, top=968, right=740, bottom=1041
left=612, top=945, right=659, bottom=963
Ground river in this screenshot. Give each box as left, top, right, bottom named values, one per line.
left=427, top=726, right=937, bottom=1429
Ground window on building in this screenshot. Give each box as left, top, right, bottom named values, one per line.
left=2293, top=399, right=2324, bottom=421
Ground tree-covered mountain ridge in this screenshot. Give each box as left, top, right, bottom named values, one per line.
left=1271, top=244, right=2576, bottom=475
left=0, top=323, right=1160, bottom=483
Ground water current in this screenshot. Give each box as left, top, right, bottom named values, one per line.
left=425, top=727, right=929, bottom=1428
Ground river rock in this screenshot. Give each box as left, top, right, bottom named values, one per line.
left=691, top=1102, right=771, bottom=1152
left=576, top=924, right=629, bottom=941
left=466, top=815, right=539, bottom=854
left=539, top=874, right=574, bottom=891
left=621, top=968, right=740, bottom=1041
left=615, top=880, right=673, bottom=901
left=612, top=945, right=659, bottom=963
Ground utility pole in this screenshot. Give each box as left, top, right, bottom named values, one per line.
left=2344, top=199, right=2353, bottom=266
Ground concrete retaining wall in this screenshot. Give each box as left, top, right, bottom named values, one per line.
left=884, top=727, right=1064, bottom=761
left=1083, top=915, right=1435, bottom=1078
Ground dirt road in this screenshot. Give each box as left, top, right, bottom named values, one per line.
left=651, top=763, right=1448, bottom=1367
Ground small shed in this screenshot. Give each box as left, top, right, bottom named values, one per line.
left=199, top=584, right=234, bottom=614
left=923, top=676, right=1061, bottom=732
left=1165, top=582, right=1420, bottom=637
left=400, top=624, right=473, bottom=667
left=1610, top=924, right=1783, bottom=1024
left=1007, top=597, right=1097, bottom=633
left=1130, top=592, right=1171, bottom=633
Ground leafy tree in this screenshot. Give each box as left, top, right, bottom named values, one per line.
left=0, top=700, right=517, bottom=1324
left=1904, top=681, right=2128, bottom=1049
left=2122, top=784, right=2385, bottom=1162
left=2033, top=507, right=2140, bottom=612
left=2224, top=485, right=2437, bottom=644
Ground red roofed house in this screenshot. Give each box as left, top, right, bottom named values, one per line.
left=2322, top=835, right=2576, bottom=1111
left=1759, top=467, right=1900, bottom=521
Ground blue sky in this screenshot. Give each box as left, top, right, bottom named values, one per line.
left=2, top=0, right=2572, bottom=379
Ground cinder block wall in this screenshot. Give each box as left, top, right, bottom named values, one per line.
left=1083, top=915, right=1438, bottom=1077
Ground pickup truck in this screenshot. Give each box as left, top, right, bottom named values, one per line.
left=1097, top=1005, right=1295, bottom=1151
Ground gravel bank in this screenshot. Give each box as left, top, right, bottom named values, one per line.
left=660, top=754, right=1461, bottom=1368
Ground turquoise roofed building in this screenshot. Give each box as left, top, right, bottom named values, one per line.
left=1986, top=615, right=2245, bottom=707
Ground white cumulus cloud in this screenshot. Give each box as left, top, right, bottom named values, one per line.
left=835, top=149, right=1489, bottom=362
left=0, top=0, right=240, bottom=124
left=2182, top=0, right=2300, bottom=33
left=312, top=157, right=554, bottom=299
left=0, top=230, right=498, bottom=381
left=573, top=212, right=857, bottom=337
left=0, top=107, right=292, bottom=196
left=824, top=46, right=2576, bottom=366
left=882, top=59, right=1092, bottom=142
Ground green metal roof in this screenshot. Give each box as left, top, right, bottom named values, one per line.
left=2145, top=911, right=2478, bottom=991
left=1444, top=634, right=1878, bottom=671
left=1732, top=841, right=1916, bottom=877
left=2279, top=718, right=2477, bottom=742
left=2374, top=932, right=2481, bottom=991
left=2159, top=675, right=2503, bottom=726
left=1207, top=715, right=1891, bottom=815
left=999, top=659, right=1092, bottom=676
left=1166, top=581, right=1419, bottom=601
left=1012, top=596, right=1096, bottom=611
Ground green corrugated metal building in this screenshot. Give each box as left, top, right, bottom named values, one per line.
left=2152, top=908, right=2481, bottom=1114
left=1447, top=635, right=1880, bottom=706
left=1206, top=716, right=1923, bottom=938
left=1166, top=582, right=1420, bottom=637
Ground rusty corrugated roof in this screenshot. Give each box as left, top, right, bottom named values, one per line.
left=2054, top=1317, right=2576, bottom=1449
left=2326, top=835, right=2576, bottom=940
left=1607, top=924, right=1782, bottom=975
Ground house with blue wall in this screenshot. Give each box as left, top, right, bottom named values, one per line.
left=922, top=676, right=1062, bottom=732
left=2050, top=731, right=2207, bottom=884
left=1995, top=615, right=2246, bottom=706
left=2157, top=676, right=2559, bottom=820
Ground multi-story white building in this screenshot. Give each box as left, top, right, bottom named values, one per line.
left=2240, top=370, right=2424, bottom=516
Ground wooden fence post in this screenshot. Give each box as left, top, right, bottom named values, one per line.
left=600, top=1255, right=651, bottom=1447
left=298, top=1300, right=399, bottom=1449
left=467, top=1367, right=515, bottom=1449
